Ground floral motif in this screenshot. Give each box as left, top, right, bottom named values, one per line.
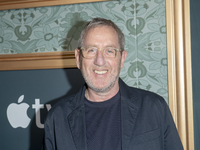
left=60, top=12, right=91, bottom=50
left=0, top=20, right=6, bottom=28
left=11, top=9, right=35, bottom=24
left=14, top=25, right=32, bottom=41
left=106, top=2, right=116, bottom=9
left=0, top=10, right=7, bottom=17
left=22, top=9, right=35, bottom=24
left=38, top=7, right=48, bottom=14
left=35, top=25, right=59, bottom=51
left=125, top=78, right=151, bottom=90
left=125, top=32, right=153, bottom=62
left=148, top=15, right=166, bottom=44
left=149, top=47, right=167, bottom=76
left=60, top=12, right=91, bottom=39
left=121, top=0, right=149, bottom=17
left=154, top=0, right=165, bottom=4
left=136, top=0, right=149, bottom=15
left=128, top=61, right=147, bottom=78
left=0, top=28, right=12, bottom=52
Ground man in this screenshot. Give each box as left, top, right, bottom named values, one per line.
left=43, top=18, right=183, bottom=150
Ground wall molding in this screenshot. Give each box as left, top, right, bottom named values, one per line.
left=0, top=51, right=76, bottom=70
left=166, top=0, right=194, bottom=149
left=0, top=0, right=109, bottom=10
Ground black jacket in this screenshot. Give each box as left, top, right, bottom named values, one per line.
left=43, top=79, right=183, bottom=150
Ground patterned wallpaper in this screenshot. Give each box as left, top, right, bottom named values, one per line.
left=0, top=0, right=168, bottom=102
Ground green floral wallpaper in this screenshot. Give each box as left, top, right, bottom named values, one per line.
left=0, top=0, right=167, bottom=102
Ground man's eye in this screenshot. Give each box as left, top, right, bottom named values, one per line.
left=106, top=48, right=115, bottom=53
left=87, top=48, right=96, bottom=53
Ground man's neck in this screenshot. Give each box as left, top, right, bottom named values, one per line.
left=85, top=86, right=119, bottom=102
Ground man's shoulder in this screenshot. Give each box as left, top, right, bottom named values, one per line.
left=121, top=84, right=169, bottom=120
left=120, top=81, right=168, bottom=111
left=47, top=94, right=77, bottom=116
left=120, top=79, right=165, bottom=102
left=47, top=84, right=86, bottom=116
left=130, top=86, right=164, bottom=100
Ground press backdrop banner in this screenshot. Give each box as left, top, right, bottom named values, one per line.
left=0, top=68, right=84, bottom=150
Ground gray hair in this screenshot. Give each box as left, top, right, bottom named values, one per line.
left=77, top=18, right=125, bottom=51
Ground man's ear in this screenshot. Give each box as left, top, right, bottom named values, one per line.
left=75, top=49, right=81, bottom=69
left=120, top=50, right=127, bottom=69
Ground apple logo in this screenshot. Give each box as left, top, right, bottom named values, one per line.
left=7, top=95, right=31, bottom=128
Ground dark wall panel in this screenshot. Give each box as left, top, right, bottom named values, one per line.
left=0, top=68, right=84, bottom=150
left=190, top=0, right=200, bottom=149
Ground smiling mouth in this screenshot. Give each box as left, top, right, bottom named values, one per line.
left=94, top=70, right=108, bottom=75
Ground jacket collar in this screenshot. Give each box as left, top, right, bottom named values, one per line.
left=119, top=79, right=139, bottom=150
left=67, top=84, right=87, bottom=150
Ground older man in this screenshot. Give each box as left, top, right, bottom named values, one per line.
left=43, top=18, right=183, bottom=150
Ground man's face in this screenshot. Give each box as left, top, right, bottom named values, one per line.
left=75, top=26, right=127, bottom=93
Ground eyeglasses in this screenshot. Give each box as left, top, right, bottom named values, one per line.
left=79, top=46, right=121, bottom=59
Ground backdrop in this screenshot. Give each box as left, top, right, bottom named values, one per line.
left=0, top=68, right=84, bottom=149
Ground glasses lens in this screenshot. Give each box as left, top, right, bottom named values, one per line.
left=104, top=47, right=116, bottom=58
left=81, top=47, right=118, bottom=58
left=83, top=47, right=97, bottom=58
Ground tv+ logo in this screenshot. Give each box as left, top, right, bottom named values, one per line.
left=6, top=95, right=52, bottom=129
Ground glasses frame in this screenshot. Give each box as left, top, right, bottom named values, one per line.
left=79, top=46, right=121, bottom=59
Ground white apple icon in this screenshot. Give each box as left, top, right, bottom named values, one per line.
left=7, top=95, right=31, bottom=128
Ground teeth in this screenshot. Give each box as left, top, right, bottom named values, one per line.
left=94, top=70, right=107, bottom=74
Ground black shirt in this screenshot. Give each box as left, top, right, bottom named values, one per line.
left=85, top=91, right=121, bottom=150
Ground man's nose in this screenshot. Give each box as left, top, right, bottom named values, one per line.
left=94, top=49, right=106, bottom=66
